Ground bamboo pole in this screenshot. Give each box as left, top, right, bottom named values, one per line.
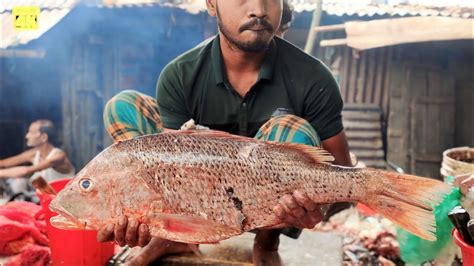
left=312, top=24, right=345, bottom=32
left=304, top=0, right=323, bottom=54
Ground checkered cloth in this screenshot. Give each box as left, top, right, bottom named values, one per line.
left=255, top=114, right=321, bottom=147
left=104, top=90, right=321, bottom=147
left=103, top=90, right=163, bottom=142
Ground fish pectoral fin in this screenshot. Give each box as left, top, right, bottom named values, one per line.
left=149, top=213, right=243, bottom=244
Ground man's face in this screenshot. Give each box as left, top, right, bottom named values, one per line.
left=26, top=122, right=46, bottom=147
left=208, top=0, right=282, bottom=52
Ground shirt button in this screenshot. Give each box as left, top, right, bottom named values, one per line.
left=242, top=102, right=247, bottom=107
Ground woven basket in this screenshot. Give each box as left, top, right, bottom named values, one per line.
left=440, top=147, right=474, bottom=179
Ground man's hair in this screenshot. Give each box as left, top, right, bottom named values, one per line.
left=34, top=120, right=56, bottom=144
left=281, top=0, right=294, bottom=28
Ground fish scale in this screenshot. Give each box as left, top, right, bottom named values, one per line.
left=124, top=133, right=411, bottom=232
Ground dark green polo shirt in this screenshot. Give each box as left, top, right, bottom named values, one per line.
left=156, top=35, right=343, bottom=140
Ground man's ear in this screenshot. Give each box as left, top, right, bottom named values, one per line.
left=41, top=133, right=48, bottom=143
left=206, top=0, right=217, bottom=17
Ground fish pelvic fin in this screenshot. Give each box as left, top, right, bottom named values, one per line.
left=149, top=213, right=243, bottom=244
left=363, top=172, right=452, bottom=241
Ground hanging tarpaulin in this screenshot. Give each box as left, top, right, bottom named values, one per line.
left=340, top=16, right=473, bottom=51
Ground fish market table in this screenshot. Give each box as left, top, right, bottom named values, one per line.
left=155, top=231, right=343, bottom=265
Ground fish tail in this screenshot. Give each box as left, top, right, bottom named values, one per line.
left=363, top=171, right=452, bottom=241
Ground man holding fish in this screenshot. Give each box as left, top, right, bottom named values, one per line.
left=99, top=0, right=352, bottom=264
left=42, top=0, right=431, bottom=265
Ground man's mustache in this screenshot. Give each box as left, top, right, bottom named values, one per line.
left=239, top=18, right=273, bottom=32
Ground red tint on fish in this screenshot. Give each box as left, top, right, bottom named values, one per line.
left=50, top=130, right=451, bottom=243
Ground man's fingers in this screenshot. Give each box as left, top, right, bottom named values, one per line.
left=97, top=223, right=114, bottom=242
left=293, top=190, right=324, bottom=225
left=274, top=192, right=326, bottom=229
left=273, top=204, right=286, bottom=220
left=276, top=195, right=309, bottom=227
left=125, top=219, right=139, bottom=247
left=280, top=194, right=307, bottom=218
left=296, top=206, right=323, bottom=229
left=97, top=217, right=151, bottom=247
left=293, top=191, right=317, bottom=212
left=306, top=207, right=324, bottom=227
left=281, top=194, right=299, bottom=210
left=115, top=216, right=128, bottom=246
left=137, top=224, right=151, bottom=247
left=273, top=204, right=301, bottom=227
left=291, top=207, right=321, bottom=229
left=273, top=204, right=296, bottom=223
left=282, top=215, right=300, bottom=228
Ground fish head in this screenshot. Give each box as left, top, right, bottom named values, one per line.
left=49, top=146, right=141, bottom=230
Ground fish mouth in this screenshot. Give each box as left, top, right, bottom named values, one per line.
left=49, top=201, right=88, bottom=230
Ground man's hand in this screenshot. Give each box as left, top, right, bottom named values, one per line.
left=254, top=190, right=324, bottom=266
left=272, top=190, right=324, bottom=229
left=97, top=216, right=151, bottom=247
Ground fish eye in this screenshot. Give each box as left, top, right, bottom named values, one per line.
left=79, top=178, right=93, bottom=192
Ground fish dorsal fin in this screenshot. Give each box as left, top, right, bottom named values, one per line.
left=163, top=130, right=334, bottom=165
left=162, top=129, right=253, bottom=141
left=166, top=129, right=231, bottom=136
left=271, top=141, right=335, bottom=165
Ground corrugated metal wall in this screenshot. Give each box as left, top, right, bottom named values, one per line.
left=316, top=44, right=393, bottom=121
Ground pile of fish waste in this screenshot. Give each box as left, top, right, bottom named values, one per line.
left=0, top=201, right=51, bottom=265
left=314, top=207, right=402, bottom=265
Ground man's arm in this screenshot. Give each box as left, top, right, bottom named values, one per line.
left=321, top=130, right=352, bottom=167
left=0, top=150, right=34, bottom=169
left=0, top=151, right=66, bottom=178
left=156, top=63, right=191, bottom=129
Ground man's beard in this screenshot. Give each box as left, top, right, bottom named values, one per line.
left=217, top=13, right=271, bottom=52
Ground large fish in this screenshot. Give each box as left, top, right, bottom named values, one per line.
left=49, top=130, right=451, bottom=243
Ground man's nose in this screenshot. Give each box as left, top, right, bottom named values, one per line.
left=248, top=0, right=268, bottom=19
